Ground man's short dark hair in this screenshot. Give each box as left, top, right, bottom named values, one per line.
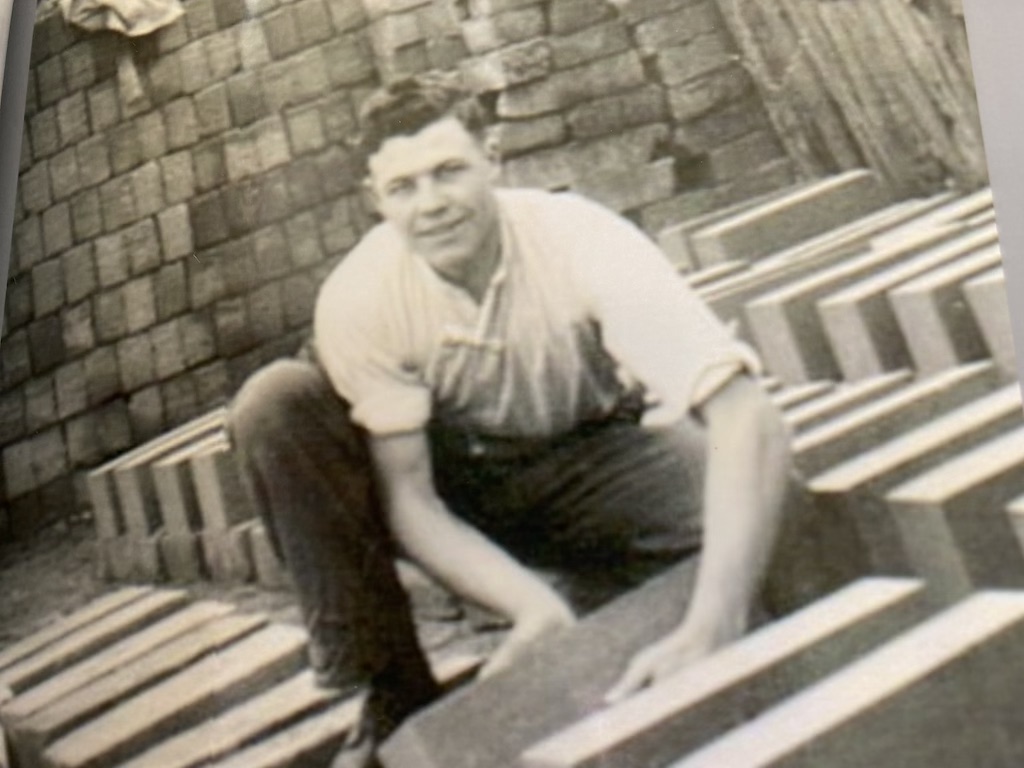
left=354, top=72, right=491, bottom=168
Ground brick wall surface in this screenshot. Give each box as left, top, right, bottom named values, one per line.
left=1, top=0, right=794, bottom=536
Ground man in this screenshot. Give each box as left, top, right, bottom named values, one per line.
left=230, top=73, right=791, bottom=767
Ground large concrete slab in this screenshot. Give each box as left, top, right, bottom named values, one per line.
left=519, top=578, right=929, bottom=768
left=818, top=237, right=1000, bottom=380
left=689, top=170, right=890, bottom=267
left=210, top=655, right=482, bottom=768
left=792, top=361, right=1000, bottom=477
left=190, top=438, right=252, bottom=531
left=41, top=624, right=307, bottom=768
left=0, top=602, right=235, bottom=726
left=808, top=384, right=1024, bottom=574
left=889, top=246, right=1004, bottom=375
left=964, top=267, right=1017, bottom=375
left=151, top=432, right=225, bottom=535
left=0, top=590, right=188, bottom=693
left=378, top=561, right=700, bottom=768
left=867, top=187, right=992, bottom=251
left=769, top=381, right=835, bottom=411
left=668, top=592, right=1024, bottom=768
left=8, top=613, right=267, bottom=767
left=746, top=224, right=998, bottom=383
left=885, top=426, right=1024, bottom=601
left=201, top=520, right=257, bottom=584
left=0, top=588, right=150, bottom=677
left=785, top=370, right=912, bottom=433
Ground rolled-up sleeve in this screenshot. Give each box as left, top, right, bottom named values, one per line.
left=314, top=275, right=431, bottom=436
left=567, top=195, right=760, bottom=427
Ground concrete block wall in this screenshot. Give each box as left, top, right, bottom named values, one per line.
left=1, top=0, right=794, bottom=537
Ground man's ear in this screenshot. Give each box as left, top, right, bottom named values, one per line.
left=482, top=128, right=502, bottom=178
left=362, top=176, right=380, bottom=214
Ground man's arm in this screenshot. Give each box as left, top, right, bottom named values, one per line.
left=606, top=373, right=791, bottom=701
left=370, top=430, right=576, bottom=677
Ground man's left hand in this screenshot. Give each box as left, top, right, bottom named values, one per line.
left=603, top=615, right=745, bottom=705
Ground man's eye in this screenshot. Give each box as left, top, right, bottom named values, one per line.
left=436, top=163, right=466, bottom=179
left=386, top=180, right=414, bottom=197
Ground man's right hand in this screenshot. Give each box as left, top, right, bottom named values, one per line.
left=479, top=596, right=576, bottom=679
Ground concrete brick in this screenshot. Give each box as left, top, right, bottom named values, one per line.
left=132, top=161, right=166, bottom=219
left=284, top=211, right=323, bottom=267
left=28, top=316, right=67, bottom=374
left=282, top=271, right=318, bottom=328
left=163, top=375, right=201, bottom=424
left=95, top=231, right=129, bottom=287
left=63, top=243, right=97, bottom=303
left=326, top=0, right=368, bottom=31
left=87, top=80, right=120, bottom=131
left=158, top=203, right=195, bottom=260
left=67, top=411, right=104, bottom=465
left=154, top=262, right=189, bottom=321
left=1, top=331, right=32, bottom=389
left=567, top=84, right=667, bottom=139
left=136, top=109, right=169, bottom=161
left=30, top=106, right=60, bottom=159
left=214, top=297, right=253, bottom=357
left=128, top=384, right=166, bottom=441
left=238, top=21, right=272, bottom=69
left=117, top=332, right=157, bottom=392
left=157, top=150, right=194, bottom=205
left=162, top=98, right=199, bottom=151
left=462, top=6, right=545, bottom=53
left=83, top=346, right=120, bottom=405
left=317, top=202, right=359, bottom=255
left=25, top=376, right=57, bottom=432
left=323, top=34, right=375, bottom=87
left=109, top=122, right=142, bottom=175
left=123, top=217, right=161, bottom=275
left=259, top=48, right=330, bottom=112
left=284, top=157, right=326, bottom=211
left=675, top=99, right=773, bottom=153
left=147, top=50, right=184, bottom=104
left=222, top=180, right=262, bottom=236
left=184, top=0, right=218, bottom=38
left=123, top=276, right=158, bottom=333
left=618, top=0, right=702, bottom=23
left=193, top=138, right=227, bottom=191
left=295, top=0, right=334, bottom=46
left=497, top=50, right=646, bottom=118
left=151, top=320, right=188, bottom=379
left=178, top=40, right=213, bottom=96
left=42, top=202, right=72, bottom=257
left=251, top=224, right=290, bottom=280
left=657, top=33, right=736, bottom=87
left=32, top=259, right=65, bottom=318
left=550, top=20, right=630, bottom=69
left=709, top=129, right=784, bottom=182
left=94, top=288, right=127, bottom=342
left=214, top=0, right=248, bottom=28
left=188, top=258, right=228, bottom=308
left=29, top=425, right=68, bottom=486
left=249, top=281, right=286, bottom=343
left=156, top=17, right=190, bottom=53
left=284, top=104, right=326, bottom=156
left=178, top=312, right=216, bottom=368
left=99, top=176, right=138, bottom=232
left=224, top=133, right=261, bottom=182
left=76, top=135, right=112, bottom=188
left=189, top=192, right=230, bottom=248
left=54, top=360, right=87, bottom=420
left=3, top=440, right=35, bottom=498
left=193, top=359, right=230, bottom=406
left=48, top=147, right=81, bottom=202
left=0, top=390, right=26, bottom=445
left=194, top=83, right=231, bottom=139
left=462, top=39, right=552, bottom=93
left=548, top=0, right=611, bottom=34
left=20, top=162, right=52, bottom=213
left=13, top=216, right=43, bottom=273
left=6, top=279, right=33, bottom=330
left=97, top=399, right=133, bottom=454
left=667, top=63, right=754, bottom=123
left=256, top=116, right=292, bottom=173
left=71, top=189, right=102, bottom=242
left=206, top=28, right=242, bottom=81
left=634, top=2, right=721, bottom=51
left=226, top=72, right=265, bottom=129
left=37, top=55, right=68, bottom=109
left=262, top=6, right=301, bottom=59
left=61, top=41, right=98, bottom=92
left=61, top=301, right=96, bottom=357
left=315, top=146, right=360, bottom=197
left=56, top=92, right=89, bottom=148
left=257, top=167, right=293, bottom=221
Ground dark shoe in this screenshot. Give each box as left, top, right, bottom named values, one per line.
left=330, top=691, right=382, bottom=768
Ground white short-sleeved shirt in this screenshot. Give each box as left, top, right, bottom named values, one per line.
left=314, top=188, right=760, bottom=437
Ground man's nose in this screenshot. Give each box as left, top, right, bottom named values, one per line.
left=414, top=177, right=448, bottom=215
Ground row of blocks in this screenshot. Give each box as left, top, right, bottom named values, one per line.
left=662, top=169, right=1013, bottom=385
left=6, top=568, right=1024, bottom=765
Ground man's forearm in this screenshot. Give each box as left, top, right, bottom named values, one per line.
left=682, top=375, right=791, bottom=636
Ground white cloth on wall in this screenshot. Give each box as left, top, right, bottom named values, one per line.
left=58, top=0, right=184, bottom=36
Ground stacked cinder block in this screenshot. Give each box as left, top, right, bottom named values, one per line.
left=458, top=0, right=794, bottom=228
left=1, top=0, right=382, bottom=536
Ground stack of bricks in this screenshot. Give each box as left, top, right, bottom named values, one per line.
left=458, top=0, right=796, bottom=230
left=1, top=0, right=382, bottom=537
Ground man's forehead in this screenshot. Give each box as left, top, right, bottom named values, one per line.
left=367, top=117, right=485, bottom=180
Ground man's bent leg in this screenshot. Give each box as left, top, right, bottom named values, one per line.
left=229, top=359, right=439, bottom=722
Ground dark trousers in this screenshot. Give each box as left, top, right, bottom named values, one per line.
left=229, top=358, right=707, bottom=713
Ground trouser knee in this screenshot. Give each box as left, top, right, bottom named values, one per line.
left=229, top=359, right=326, bottom=449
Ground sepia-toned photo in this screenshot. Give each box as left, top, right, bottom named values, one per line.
left=0, top=0, right=1021, bottom=765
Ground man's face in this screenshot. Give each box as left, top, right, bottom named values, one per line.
left=366, top=116, right=501, bottom=284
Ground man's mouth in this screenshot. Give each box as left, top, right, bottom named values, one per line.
left=419, top=217, right=466, bottom=238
